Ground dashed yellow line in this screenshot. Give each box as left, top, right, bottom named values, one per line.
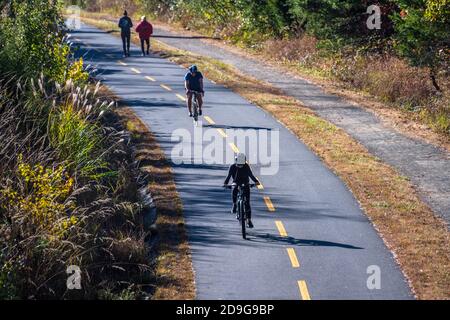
left=217, top=128, right=228, bottom=138
left=229, top=143, right=240, bottom=153
left=298, top=281, right=311, bottom=300
left=286, top=248, right=300, bottom=268
left=204, top=116, right=215, bottom=124
left=118, top=60, right=127, bottom=66
left=160, top=84, right=172, bottom=91
left=263, top=196, right=276, bottom=212
left=275, top=221, right=288, bottom=237
left=176, top=93, right=186, bottom=101
left=131, top=67, right=141, bottom=74
left=145, top=76, right=156, bottom=82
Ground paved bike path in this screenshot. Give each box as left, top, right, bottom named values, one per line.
left=70, top=23, right=413, bottom=299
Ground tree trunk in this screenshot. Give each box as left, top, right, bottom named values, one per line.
left=430, top=70, right=441, bottom=92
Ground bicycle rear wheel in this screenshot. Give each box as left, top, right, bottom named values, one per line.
left=193, top=98, right=199, bottom=124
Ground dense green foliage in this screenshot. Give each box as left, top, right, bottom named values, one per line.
left=393, top=0, right=449, bottom=90
left=73, top=0, right=448, bottom=133
left=75, top=0, right=448, bottom=84
left=0, top=0, right=65, bottom=80
left=0, top=0, right=153, bottom=299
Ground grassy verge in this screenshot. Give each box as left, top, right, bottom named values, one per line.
left=0, top=77, right=156, bottom=299
left=93, top=58, right=196, bottom=299
left=114, top=106, right=196, bottom=300
left=81, top=15, right=449, bottom=299
left=95, top=84, right=196, bottom=299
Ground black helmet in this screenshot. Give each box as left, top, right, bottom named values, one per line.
left=189, top=65, right=198, bottom=73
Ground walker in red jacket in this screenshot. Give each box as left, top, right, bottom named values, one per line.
left=135, top=16, right=153, bottom=56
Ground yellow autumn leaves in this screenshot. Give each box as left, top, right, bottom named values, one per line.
left=1, top=155, right=77, bottom=239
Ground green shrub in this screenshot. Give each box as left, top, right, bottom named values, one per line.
left=0, top=0, right=69, bottom=81
left=393, top=0, right=449, bottom=91
left=48, top=103, right=107, bottom=178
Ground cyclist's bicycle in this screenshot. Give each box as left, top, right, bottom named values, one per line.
left=224, top=183, right=256, bottom=240
left=189, top=90, right=202, bottom=126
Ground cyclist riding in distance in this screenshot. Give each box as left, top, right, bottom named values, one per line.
left=223, top=153, right=260, bottom=228
left=185, top=65, right=204, bottom=117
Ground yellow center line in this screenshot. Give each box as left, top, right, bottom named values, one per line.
left=160, top=84, right=172, bottom=91
left=131, top=68, right=141, bottom=74
left=203, top=116, right=215, bottom=124
left=118, top=60, right=127, bottom=66
left=263, top=196, right=275, bottom=212
left=275, top=221, right=288, bottom=237
left=286, top=248, right=300, bottom=268
left=145, top=76, right=156, bottom=82
left=229, top=143, right=240, bottom=153
left=217, top=128, right=228, bottom=138
left=298, top=280, right=311, bottom=300
left=176, top=93, right=186, bottom=101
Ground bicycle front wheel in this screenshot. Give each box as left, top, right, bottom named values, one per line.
left=193, top=103, right=198, bottom=123
left=239, top=202, right=246, bottom=239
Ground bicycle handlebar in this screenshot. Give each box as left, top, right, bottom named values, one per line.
left=223, top=183, right=257, bottom=189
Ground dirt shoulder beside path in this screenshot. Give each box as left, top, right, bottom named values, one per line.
left=148, top=23, right=450, bottom=226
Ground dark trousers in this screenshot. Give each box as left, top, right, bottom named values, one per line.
left=140, top=38, right=150, bottom=55
left=232, top=185, right=251, bottom=218
left=121, top=32, right=131, bottom=55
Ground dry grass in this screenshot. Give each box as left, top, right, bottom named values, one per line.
left=199, top=31, right=450, bottom=145
left=114, top=107, right=196, bottom=300
left=262, top=36, right=322, bottom=69
left=95, top=84, right=196, bottom=299
left=261, top=39, right=450, bottom=137
left=80, top=15, right=449, bottom=299
left=0, top=77, right=154, bottom=299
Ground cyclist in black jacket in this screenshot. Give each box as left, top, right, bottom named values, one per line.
left=224, top=153, right=260, bottom=228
